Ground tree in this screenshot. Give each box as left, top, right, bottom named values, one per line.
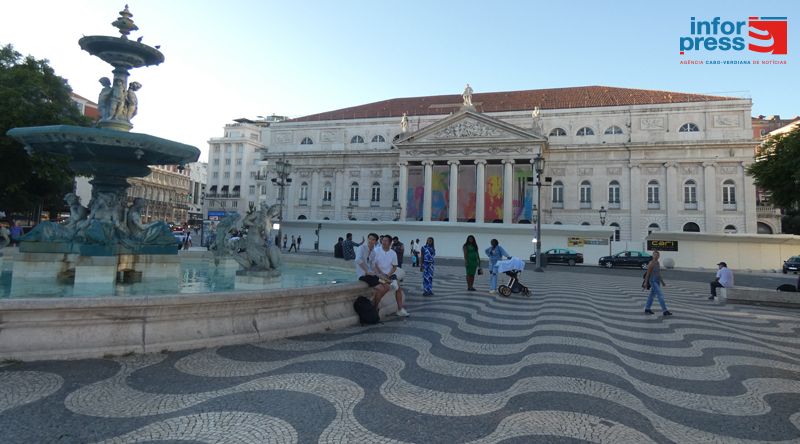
left=747, top=126, right=800, bottom=210
left=0, top=44, right=91, bottom=221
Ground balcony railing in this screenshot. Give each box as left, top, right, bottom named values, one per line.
left=608, top=202, right=621, bottom=209
left=552, top=201, right=564, bottom=209
left=684, top=202, right=698, bottom=210
left=756, top=205, right=781, bottom=216
left=579, top=202, right=592, bottom=209
left=647, top=201, right=660, bottom=210
left=722, top=202, right=737, bottom=211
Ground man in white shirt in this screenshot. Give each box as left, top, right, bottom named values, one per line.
left=356, top=233, right=389, bottom=306
left=370, top=234, right=409, bottom=317
left=710, top=261, right=734, bottom=300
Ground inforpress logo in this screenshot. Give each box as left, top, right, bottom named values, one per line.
left=679, top=16, right=788, bottom=55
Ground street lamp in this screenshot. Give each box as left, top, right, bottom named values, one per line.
left=599, top=206, right=607, bottom=226
left=270, top=155, right=292, bottom=247
left=533, top=152, right=545, bottom=272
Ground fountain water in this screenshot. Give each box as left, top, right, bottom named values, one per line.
left=6, top=5, right=200, bottom=291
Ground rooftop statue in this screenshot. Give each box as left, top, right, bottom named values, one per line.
left=462, top=83, right=473, bottom=107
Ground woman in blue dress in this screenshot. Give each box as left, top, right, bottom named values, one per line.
left=485, top=238, right=511, bottom=294
left=420, top=237, right=436, bottom=296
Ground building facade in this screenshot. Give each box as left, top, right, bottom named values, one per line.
left=187, top=162, right=207, bottom=224
left=216, top=86, right=781, bottom=241
left=126, top=165, right=191, bottom=224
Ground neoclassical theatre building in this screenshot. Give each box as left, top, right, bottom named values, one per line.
left=206, top=85, right=781, bottom=243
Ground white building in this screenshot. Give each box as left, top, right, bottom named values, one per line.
left=187, top=161, right=207, bottom=224
left=213, top=86, right=779, bottom=242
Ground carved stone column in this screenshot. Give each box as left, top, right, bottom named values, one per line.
left=502, top=159, right=514, bottom=224
left=664, top=162, right=678, bottom=231
left=474, top=159, right=486, bottom=223
left=702, top=162, right=717, bottom=233
left=310, top=169, right=320, bottom=220
left=741, top=161, right=757, bottom=233
left=628, top=163, right=641, bottom=240
left=398, top=161, right=408, bottom=222
left=333, top=169, right=344, bottom=220
left=448, top=160, right=459, bottom=223
left=422, top=160, right=433, bottom=222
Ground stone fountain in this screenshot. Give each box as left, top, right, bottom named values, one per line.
left=5, top=5, right=200, bottom=293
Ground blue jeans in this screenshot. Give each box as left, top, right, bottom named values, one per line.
left=645, top=278, right=668, bottom=312
left=489, top=262, right=499, bottom=290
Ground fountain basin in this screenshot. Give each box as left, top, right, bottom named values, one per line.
left=0, top=254, right=371, bottom=361
left=79, top=35, right=164, bottom=68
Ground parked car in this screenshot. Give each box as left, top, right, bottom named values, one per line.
left=783, top=256, right=800, bottom=274
left=598, top=251, right=652, bottom=269
left=530, top=248, right=584, bottom=266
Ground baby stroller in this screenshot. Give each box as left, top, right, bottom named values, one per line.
left=496, top=257, right=531, bottom=297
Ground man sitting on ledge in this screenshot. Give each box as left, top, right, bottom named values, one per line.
left=710, top=261, right=734, bottom=301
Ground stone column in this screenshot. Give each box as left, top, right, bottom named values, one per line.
left=448, top=160, right=459, bottom=223
left=398, top=161, right=408, bottom=222
left=502, top=159, right=514, bottom=224
left=664, top=162, right=678, bottom=231
left=702, top=162, right=717, bottom=233
left=474, top=159, right=486, bottom=223
left=628, top=163, right=641, bottom=241
left=741, top=161, right=757, bottom=233
left=334, top=169, right=344, bottom=220
left=310, top=169, right=320, bottom=220
left=422, top=160, right=433, bottom=222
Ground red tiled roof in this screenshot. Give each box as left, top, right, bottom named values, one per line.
left=289, top=85, right=740, bottom=122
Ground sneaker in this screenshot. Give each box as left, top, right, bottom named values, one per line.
left=489, top=290, right=496, bottom=295
left=663, top=311, right=673, bottom=316
left=396, top=308, right=409, bottom=317
left=468, top=287, right=477, bottom=291
left=644, top=309, right=655, bottom=315
left=708, top=296, right=715, bottom=300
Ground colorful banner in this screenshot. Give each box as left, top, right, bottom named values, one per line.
left=513, top=166, right=533, bottom=222
left=457, top=165, right=476, bottom=221
left=431, top=165, right=448, bottom=221
left=485, top=165, right=503, bottom=222
left=406, top=167, right=423, bottom=220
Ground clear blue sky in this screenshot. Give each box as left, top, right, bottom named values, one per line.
left=2, top=0, right=798, bottom=161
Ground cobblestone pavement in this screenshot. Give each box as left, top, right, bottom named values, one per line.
left=1, top=265, right=799, bottom=443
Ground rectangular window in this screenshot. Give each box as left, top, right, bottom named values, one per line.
left=213, top=145, right=220, bottom=153
left=684, top=187, right=697, bottom=203
left=237, top=144, right=243, bottom=152
left=224, top=172, right=230, bottom=179
left=232, top=201, right=238, bottom=208
left=235, top=172, right=241, bottom=179
left=225, top=159, right=231, bottom=166
left=249, top=185, right=255, bottom=195
left=236, top=159, right=242, bottom=166
left=213, top=172, right=219, bottom=178
left=250, top=171, right=256, bottom=179
left=552, top=187, right=563, bottom=203
left=213, top=159, right=219, bottom=165
left=647, top=186, right=659, bottom=203
left=608, top=187, right=620, bottom=203
left=261, top=185, right=267, bottom=195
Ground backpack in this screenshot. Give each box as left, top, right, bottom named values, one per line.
left=353, top=296, right=380, bottom=325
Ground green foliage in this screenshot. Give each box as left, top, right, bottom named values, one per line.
left=781, top=210, right=800, bottom=235
left=747, top=126, right=800, bottom=210
left=0, top=44, right=91, bottom=218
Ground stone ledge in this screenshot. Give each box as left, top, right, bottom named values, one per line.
left=727, top=287, right=800, bottom=309
left=0, top=281, right=371, bottom=361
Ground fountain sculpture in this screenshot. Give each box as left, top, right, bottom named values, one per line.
left=5, top=5, right=201, bottom=290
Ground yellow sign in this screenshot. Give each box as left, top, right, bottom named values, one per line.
left=568, top=237, right=585, bottom=247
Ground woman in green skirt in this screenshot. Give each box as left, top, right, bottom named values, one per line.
left=462, top=235, right=481, bottom=291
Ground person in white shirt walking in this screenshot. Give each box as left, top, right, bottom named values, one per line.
left=710, top=261, right=734, bottom=300
left=371, top=234, right=409, bottom=317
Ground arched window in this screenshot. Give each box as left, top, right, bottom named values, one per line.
left=722, top=179, right=736, bottom=205
left=549, top=128, right=567, bottom=137
left=724, top=225, right=737, bottom=234
left=757, top=222, right=773, bottom=234
left=300, top=137, right=314, bottom=145
left=610, top=222, right=621, bottom=241
left=683, top=222, right=701, bottom=232
left=684, top=180, right=697, bottom=208
left=554, top=221, right=563, bottom=225
left=392, top=182, right=399, bottom=202
left=647, top=180, right=660, bottom=208
left=350, top=182, right=359, bottom=202
left=371, top=181, right=381, bottom=203
left=323, top=182, right=332, bottom=202
left=648, top=223, right=660, bottom=235
left=371, top=135, right=385, bottom=143
left=580, top=180, right=592, bottom=208
left=552, top=181, right=564, bottom=207
left=576, top=127, right=594, bottom=136
left=608, top=180, right=621, bottom=206
left=350, top=135, right=364, bottom=144
left=604, top=126, right=623, bottom=135
left=323, top=216, right=330, bottom=220
left=297, top=215, right=307, bottom=220
left=679, top=123, right=699, bottom=132
left=299, top=182, right=308, bottom=202
left=581, top=221, right=590, bottom=226
left=371, top=218, right=379, bottom=221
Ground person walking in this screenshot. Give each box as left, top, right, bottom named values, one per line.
left=709, top=261, right=734, bottom=301
left=282, top=234, right=288, bottom=250
left=297, top=235, right=302, bottom=251
left=288, top=235, right=297, bottom=252
left=462, top=235, right=481, bottom=291
left=420, top=237, right=436, bottom=296
left=642, top=251, right=672, bottom=316
left=485, top=239, right=511, bottom=294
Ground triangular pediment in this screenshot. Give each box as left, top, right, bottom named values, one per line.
left=394, top=110, right=546, bottom=146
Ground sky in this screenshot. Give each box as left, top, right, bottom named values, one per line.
left=2, top=0, right=798, bottom=162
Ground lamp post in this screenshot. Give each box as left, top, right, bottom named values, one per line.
left=533, top=152, right=545, bottom=272
left=271, top=155, right=292, bottom=247
left=599, top=206, right=611, bottom=256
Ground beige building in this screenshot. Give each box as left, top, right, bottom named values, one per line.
left=126, top=165, right=191, bottom=224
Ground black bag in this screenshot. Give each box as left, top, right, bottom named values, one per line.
left=359, top=275, right=381, bottom=287
left=353, top=296, right=380, bottom=325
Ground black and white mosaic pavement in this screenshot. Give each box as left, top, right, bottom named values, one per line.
left=1, top=265, right=799, bottom=443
